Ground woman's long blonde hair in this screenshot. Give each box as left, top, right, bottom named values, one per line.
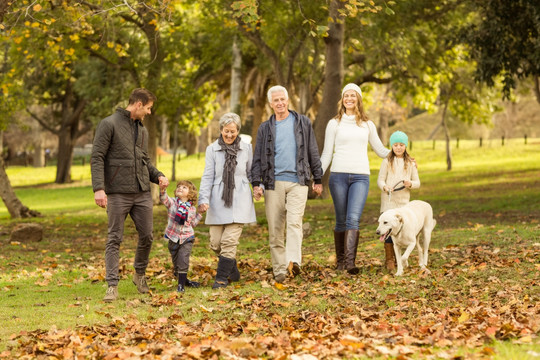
left=335, top=92, right=369, bottom=125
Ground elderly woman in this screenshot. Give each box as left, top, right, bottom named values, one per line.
left=198, top=113, right=257, bottom=289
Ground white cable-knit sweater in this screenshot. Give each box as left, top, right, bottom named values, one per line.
left=320, top=114, right=390, bottom=175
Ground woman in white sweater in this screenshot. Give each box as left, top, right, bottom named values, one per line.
left=320, top=83, right=390, bottom=274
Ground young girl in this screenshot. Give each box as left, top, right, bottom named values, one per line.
left=377, top=131, right=420, bottom=271
left=160, top=180, right=203, bottom=292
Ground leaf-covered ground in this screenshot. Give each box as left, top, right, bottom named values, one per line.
left=1, top=148, right=540, bottom=359
left=1, top=204, right=539, bottom=359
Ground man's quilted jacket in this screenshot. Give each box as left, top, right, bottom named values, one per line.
left=91, top=108, right=164, bottom=194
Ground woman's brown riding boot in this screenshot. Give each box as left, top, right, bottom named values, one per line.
left=334, top=230, right=346, bottom=270
left=384, top=242, right=396, bottom=272
left=344, top=229, right=360, bottom=274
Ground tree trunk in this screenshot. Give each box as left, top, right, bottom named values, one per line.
left=297, top=80, right=314, bottom=116
left=55, top=129, right=75, bottom=183
left=129, top=9, right=165, bottom=203
left=378, top=110, right=389, bottom=146
left=377, top=87, right=391, bottom=145
left=54, top=89, right=86, bottom=184
left=313, top=0, right=346, bottom=198
left=26, top=81, right=88, bottom=184
left=0, top=157, right=41, bottom=218
left=249, top=75, right=270, bottom=150
left=533, top=76, right=540, bottom=105
left=0, top=2, right=10, bottom=22
left=171, top=109, right=180, bottom=182
left=33, top=140, right=45, bottom=168
left=183, top=132, right=199, bottom=156
left=443, top=119, right=452, bottom=171
left=440, top=89, right=453, bottom=171
left=230, top=37, right=242, bottom=115
left=160, top=116, right=169, bottom=151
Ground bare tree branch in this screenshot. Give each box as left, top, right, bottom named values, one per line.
left=236, top=19, right=284, bottom=85
left=26, top=108, right=58, bottom=134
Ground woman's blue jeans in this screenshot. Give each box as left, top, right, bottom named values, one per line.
left=329, top=172, right=370, bottom=232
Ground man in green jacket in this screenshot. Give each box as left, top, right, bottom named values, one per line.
left=91, top=88, right=169, bottom=302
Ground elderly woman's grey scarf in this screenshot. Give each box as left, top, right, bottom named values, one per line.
left=218, top=135, right=241, bottom=208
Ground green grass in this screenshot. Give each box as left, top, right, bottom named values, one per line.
left=0, top=140, right=539, bottom=358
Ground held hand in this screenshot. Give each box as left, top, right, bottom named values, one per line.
left=158, top=176, right=169, bottom=191
left=312, top=183, right=323, bottom=196
left=197, top=203, right=209, bottom=214
left=253, top=186, right=264, bottom=201
left=94, top=190, right=107, bottom=208
left=404, top=180, right=412, bottom=188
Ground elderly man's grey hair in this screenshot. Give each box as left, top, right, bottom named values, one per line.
left=219, top=112, right=242, bottom=131
left=267, top=85, right=289, bottom=103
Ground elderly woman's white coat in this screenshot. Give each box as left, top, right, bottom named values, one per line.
left=198, top=139, right=256, bottom=224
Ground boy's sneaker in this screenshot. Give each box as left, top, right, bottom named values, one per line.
left=133, top=273, right=149, bottom=293
left=103, top=286, right=118, bottom=302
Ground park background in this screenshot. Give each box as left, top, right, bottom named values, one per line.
left=1, top=0, right=539, bottom=359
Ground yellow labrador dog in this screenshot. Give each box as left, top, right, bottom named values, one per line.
left=376, top=200, right=436, bottom=276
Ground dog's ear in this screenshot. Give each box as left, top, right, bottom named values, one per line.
left=396, top=214, right=403, bottom=223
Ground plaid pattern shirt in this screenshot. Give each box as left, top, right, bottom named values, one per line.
left=160, top=192, right=202, bottom=244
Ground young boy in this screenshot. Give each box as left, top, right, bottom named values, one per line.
left=160, top=180, right=203, bottom=292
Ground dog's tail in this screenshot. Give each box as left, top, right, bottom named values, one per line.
left=431, top=218, right=437, bottom=231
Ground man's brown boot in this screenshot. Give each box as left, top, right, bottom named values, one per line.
left=103, top=286, right=118, bottom=302
left=133, top=273, right=150, bottom=293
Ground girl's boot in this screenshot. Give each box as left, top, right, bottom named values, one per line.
left=384, top=241, right=397, bottom=272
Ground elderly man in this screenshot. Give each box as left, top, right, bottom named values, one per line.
left=251, top=85, right=323, bottom=283
left=91, top=88, right=169, bottom=302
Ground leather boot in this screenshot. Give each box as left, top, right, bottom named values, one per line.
left=384, top=242, right=396, bottom=272
left=229, top=259, right=240, bottom=282
left=177, top=273, right=187, bottom=293
left=344, top=229, right=360, bottom=274
left=334, top=230, right=346, bottom=270
left=212, top=256, right=235, bottom=289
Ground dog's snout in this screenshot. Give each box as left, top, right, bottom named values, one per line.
left=376, top=229, right=380, bottom=235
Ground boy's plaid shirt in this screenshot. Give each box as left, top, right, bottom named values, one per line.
left=160, top=192, right=202, bottom=244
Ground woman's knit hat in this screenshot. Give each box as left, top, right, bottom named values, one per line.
left=390, top=131, right=408, bottom=147
left=341, top=83, right=362, bottom=98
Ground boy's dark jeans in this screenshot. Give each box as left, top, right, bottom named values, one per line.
left=169, top=237, right=194, bottom=276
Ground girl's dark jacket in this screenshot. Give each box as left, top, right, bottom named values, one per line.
left=251, top=109, right=323, bottom=190
left=91, top=108, right=164, bottom=194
